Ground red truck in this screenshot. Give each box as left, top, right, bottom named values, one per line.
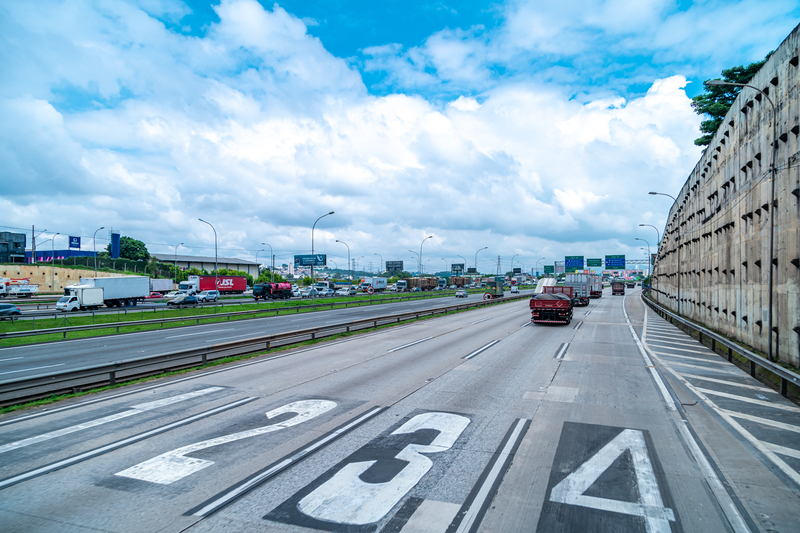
left=530, top=293, right=574, bottom=325
left=543, top=286, right=574, bottom=297
left=178, top=275, right=247, bottom=295
left=253, top=282, right=292, bottom=300
left=611, top=282, right=625, bottom=296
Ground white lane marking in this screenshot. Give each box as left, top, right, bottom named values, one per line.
left=116, top=399, right=336, bottom=484
left=192, top=406, right=384, bottom=517
left=463, top=340, right=499, bottom=360
left=647, top=343, right=710, bottom=355
left=555, top=343, right=570, bottom=359
left=455, top=418, right=528, bottom=533
left=401, top=500, right=461, bottom=533
left=387, top=337, right=434, bottom=352
left=762, top=442, right=800, bottom=460
left=549, top=429, right=675, bottom=532
left=680, top=374, right=775, bottom=392
left=165, top=328, right=234, bottom=339
left=724, top=410, right=800, bottom=433
left=298, top=413, right=470, bottom=525
left=0, top=363, right=64, bottom=376
left=0, top=398, right=254, bottom=490
left=584, top=310, right=591, bottom=316
left=665, top=361, right=741, bottom=374
left=0, top=387, right=224, bottom=455
left=652, top=352, right=727, bottom=364
left=695, top=388, right=800, bottom=412
left=0, top=357, right=23, bottom=362
left=519, top=322, right=530, bottom=328
left=623, top=295, right=676, bottom=411
left=675, top=422, right=751, bottom=533
left=469, top=317, right=493, bottom=325
left=573, top=321, right=582, bottom=330
left=646, top=332, right=692, bottom=341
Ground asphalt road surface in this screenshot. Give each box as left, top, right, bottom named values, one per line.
left=0, top=289, right=798, bottom=532
left=0, top=291, right=527, bottom=379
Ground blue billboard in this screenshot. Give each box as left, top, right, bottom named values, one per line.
left=69, top=236, right=81, bottom=249
left=605, top=255, right=626, bottom=269
left=294, top=254, right=326, bottom=266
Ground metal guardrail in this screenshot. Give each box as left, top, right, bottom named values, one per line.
left=0, top=294, right=529, bottom=405
left=643, top=295, right=799, bottom=398
left=0, top=291, right=495, bottom=342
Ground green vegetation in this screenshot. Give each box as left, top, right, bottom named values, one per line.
left=692, top=53, right=772, bottom=146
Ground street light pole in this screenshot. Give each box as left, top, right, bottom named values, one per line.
left=419, top=236, right=433, bottom=280
left=640, top=224, right=660, bottom=301
left=705, top=79, right=778, bottom=361
left=510, top=254, right=519, bottom=276
left=635, top=238, right=651, bottom=281
left=408, top=250, right=419, bottom=276
left=311, top=212, right=334, bottom=305
left=374, top=253, right=383, bottom=275
left=474, top=246, right=488, bottom=273
left=52, top=233, right=59, bottom=292
left=336, top=240, right=350, bottom=282
left=197, top=219, right=218, bottom=293
left=93, top=226, right=105, bottom=278
left=265, top=244, right=275, bottom=283
left=536, top=257, right=545, bottom=277
left=650, top=191, right=678, bottom=314
left=255, top=249, right=265, bottom=281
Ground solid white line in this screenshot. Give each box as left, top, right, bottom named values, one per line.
left=455, top=419, right=528, bottom=533
left=0, top=398, right=254, bottom=490
left=695, top=388, right=800, bottom=412
left=647, top=336, right=699, bottom=347
left=387, top=337, right=434, bottom=352
left=680, top=374, right=774, bottom=392
left=192, top=406, right=384, bottom=517
left=723, top=410, right=800, bottom=433
left=0, top=357, right=23, bottom=362
left=519, top=322, right=530, bottom=328
left=647, top=332, right=692, bottom=341
left=165, top=328, right=234, bottom=339
left=0, top=387, right=224, bottom=455
left=647, top=343, right=709, bottom=355
left=652, top=352, right=727, bottom=364
left=666, top=361, right=741, bottom=374
left=762, top=442, right=800, bottom=460
left=675, top=422, right=751, bottom=533
left=555, top=343, right=569, bottom=359
left=464, top=341, right=499, bottom=360
left=0, top=363, right=64, bottom=376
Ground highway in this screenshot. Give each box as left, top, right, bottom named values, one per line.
left=0, top=291, right=521, bottom=379
left=0, top=289, right=798, bottom=532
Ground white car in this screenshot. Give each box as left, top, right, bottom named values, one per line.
left=335, top=287, right=357, bottom=296
left=164, top=291, right=182, bottom=300
left=292, top=288, right=302, bottom=297
left=510, top=286, right=519, bottom=293
left=196, top=290, right=220, bottom=302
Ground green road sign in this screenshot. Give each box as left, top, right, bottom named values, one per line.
left=544, top=265, right=555, bottom=274
left=586, top=258, right=602, bottom=267
left=565, top=256, right=584, bottom=273
left=605, top=255, right=625, bottom=269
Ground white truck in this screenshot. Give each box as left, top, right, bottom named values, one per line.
left=0, top=278, right=9, bottom=298
left=56, top=286, right=105, bottom=312
left=150, top=279, right=173, bottom=293
left=358, top=277, right=388, bottom=292
left=395, top=280, right=407, bottom=292
left=7, top=279, right=39, bottom=298
left=75, top=276, right=150, bottom=308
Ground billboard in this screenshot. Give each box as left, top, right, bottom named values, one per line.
left=565, top=256, right=584, bottom=273
left=586, top=258, right=602, bottom=267
left=467, top=267, right=477, bottom=273
left=69, top=236, right=81, bottom=249
left=651, top=254, right=656, bottom=266
left=110, top=232, right=121, bottom=259
left=605, top=255, right=625, bottom=269
left=386, top=260, right=404, bottom=272
left=294, top=254, right=326, bottom=267
left=451, top=263, right=465, bottom=274
left=512, top=267, right=521, bottom=274
left=544, top=265, right=555, bottom=274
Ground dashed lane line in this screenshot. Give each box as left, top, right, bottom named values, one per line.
left=387, top=337, right=435, bottom=353
left=463, top=341, right=499, bottom=360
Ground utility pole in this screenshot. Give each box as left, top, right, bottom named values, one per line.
left=496, top=255, right=501, bottom=276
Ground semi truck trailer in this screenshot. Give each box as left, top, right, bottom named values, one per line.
left=178, top=275, right=247, bottom=295
left=58, top=276, right=150, bottom=310
left=530, top=293, right=574, bottom=324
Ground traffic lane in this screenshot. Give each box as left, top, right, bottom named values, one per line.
left=0, top=291, right=523, bottom=378
left=479, top=298, right=730, bottom=532
left=0, top=301, right=533, bottom=532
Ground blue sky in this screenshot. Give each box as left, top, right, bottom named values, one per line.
left=1, top=0, right=797, bottom=272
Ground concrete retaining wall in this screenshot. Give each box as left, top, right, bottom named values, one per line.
left=0, top=265, right=134, bottom=294
left=652, top=24, right=800, bottom=366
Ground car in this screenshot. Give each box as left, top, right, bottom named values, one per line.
left=455, top=289, right=468, bottom=298
left=167, top=294, right=199, bottom=306
left=449, top=285, right=457, bottom=290
left=301, top=288, right=320, bottom=298
left=0, top=303, right=22, bottom=320
left=197, top=290, right=220, bottom=302
left=433, top=286, right=442, bottom=291
left=164, top=291, right=181, bottom=299
left=146, top=292, right=163, bottom=299
left=335, top=288, right=356, bottom=296
left=411, top=287, right=421, bottom=292
left=510, top=286, right=519, bottom=293
left=318, top=288, right=335, bottom=297
left=292, top=288, right=302, bottom=297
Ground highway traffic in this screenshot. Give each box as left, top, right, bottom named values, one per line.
left=1, top=289, right=797, bottom=532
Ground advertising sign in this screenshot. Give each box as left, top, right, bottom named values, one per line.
left=386, top=260, right=404, bottom=272
left=565, top=256, right=584, bottom=273
left=605, top=255, right=625, bottom=269
left=512, top=267, right=521, bottom=274
left=586, top=258, right=602, bottom=267
left=544, top=265, right=555, bottom=274
left=451, top=263, right=465, bottom=273
left=69, top=236, right=81, bottom=249
left=651, top=254, right=656, bottom=266
left=467, top=267, right=477, bottom=273
left=294, top=254, right=326, bottom=267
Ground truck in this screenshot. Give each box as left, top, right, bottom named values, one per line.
left=358, top=277, right=388, bottom=292
left=438, top=278, right=447, bottom=289
left=178, top=275, right=247, bottom=295
left=253, top=282, right=293, bottom=300
left=612, top=282, right=625, bottom=296
left=530, top=293, right=574, bottom=324
left=407, top=277, right=438, bottom=291
left=565, top=274, right=591, bottom=306
left=150, top=279, right=173, bottom=293
left=56, top=286, right=104, bottom=311
left=8, top=278, right=39, bottom=298
left=395, top=280, right=408, bottom=292
left=590, top=280, right=603, bottom=298
left=314, top=281, right=351, bottom=291
left=79, top=276, right=150, bottom=307
left=0, top=278, right=9, bottom=298
left=449, top=276, right=469, bottom=288
left=482, top=277, right=505, bottom=299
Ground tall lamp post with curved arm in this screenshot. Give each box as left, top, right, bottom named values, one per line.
left=335, top=240, right=350, bottom=282
left=255, top=249, right=265, bottom=281
left=640, top=224, right=661, bottom=301
left=706, top=79, right=778, bottom=362
left=93, top=227, right=105, bottom=278
left=311, top=212, right=334, bottom=304
left=474, top=247, right=488, bottom=273
left=262, top=243, right=273, bottom=283
left=197, top=219, right=217, bottom=292
left=419, top=236, right=433, bottom=280
left=374, top=253, right=383, bottom=275
left=408, top=250, right=419, bottom=275
left=649, top=191, right=678, bottom=314
left=535, top=257, right=545, bottom=277
left=635, top=238, right=651, bottom=281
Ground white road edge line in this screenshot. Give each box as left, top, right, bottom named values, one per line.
left=166, top=328, right=234, bottom=339
left=387, top=337, right=434, bottom=352
left=0, top=363, right=64, bottom=376
left=463, top=341, right=499, bottom=360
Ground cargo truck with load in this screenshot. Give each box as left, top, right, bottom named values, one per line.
left=358, top=277, right=388, bottom=292
left=8, top=278, right=39, bottom=298
left=564, top=274, right=590, bottom=306
left=612, top=282, right=625, bottom=295
left=530, top=293, right=574, bottom=324
left=150, top=279, right=173, bottom=293
left=482, top=277, right=505, bottom=299
left=57, top=276, right=150, bottom=311
left=407, top=277, right=438, bottom=291
left=395, top=280, right=408, bottom=292
left=449, top=276, right=469, bottom=288
left=253, top=282, right=293, bottom=300
left=178, top=275, right=247, bottom=295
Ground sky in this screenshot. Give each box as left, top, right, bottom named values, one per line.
left=1, top=0, right=797, bottom=274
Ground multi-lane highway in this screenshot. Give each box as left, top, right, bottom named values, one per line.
left=0, top=289, right=798, bottom=532
left=0, top=290, right=523, bottom=379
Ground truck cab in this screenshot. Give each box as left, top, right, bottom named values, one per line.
left=178, top=279, right=198, bottom=294
left=56, top=285, right=104, bottom=312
